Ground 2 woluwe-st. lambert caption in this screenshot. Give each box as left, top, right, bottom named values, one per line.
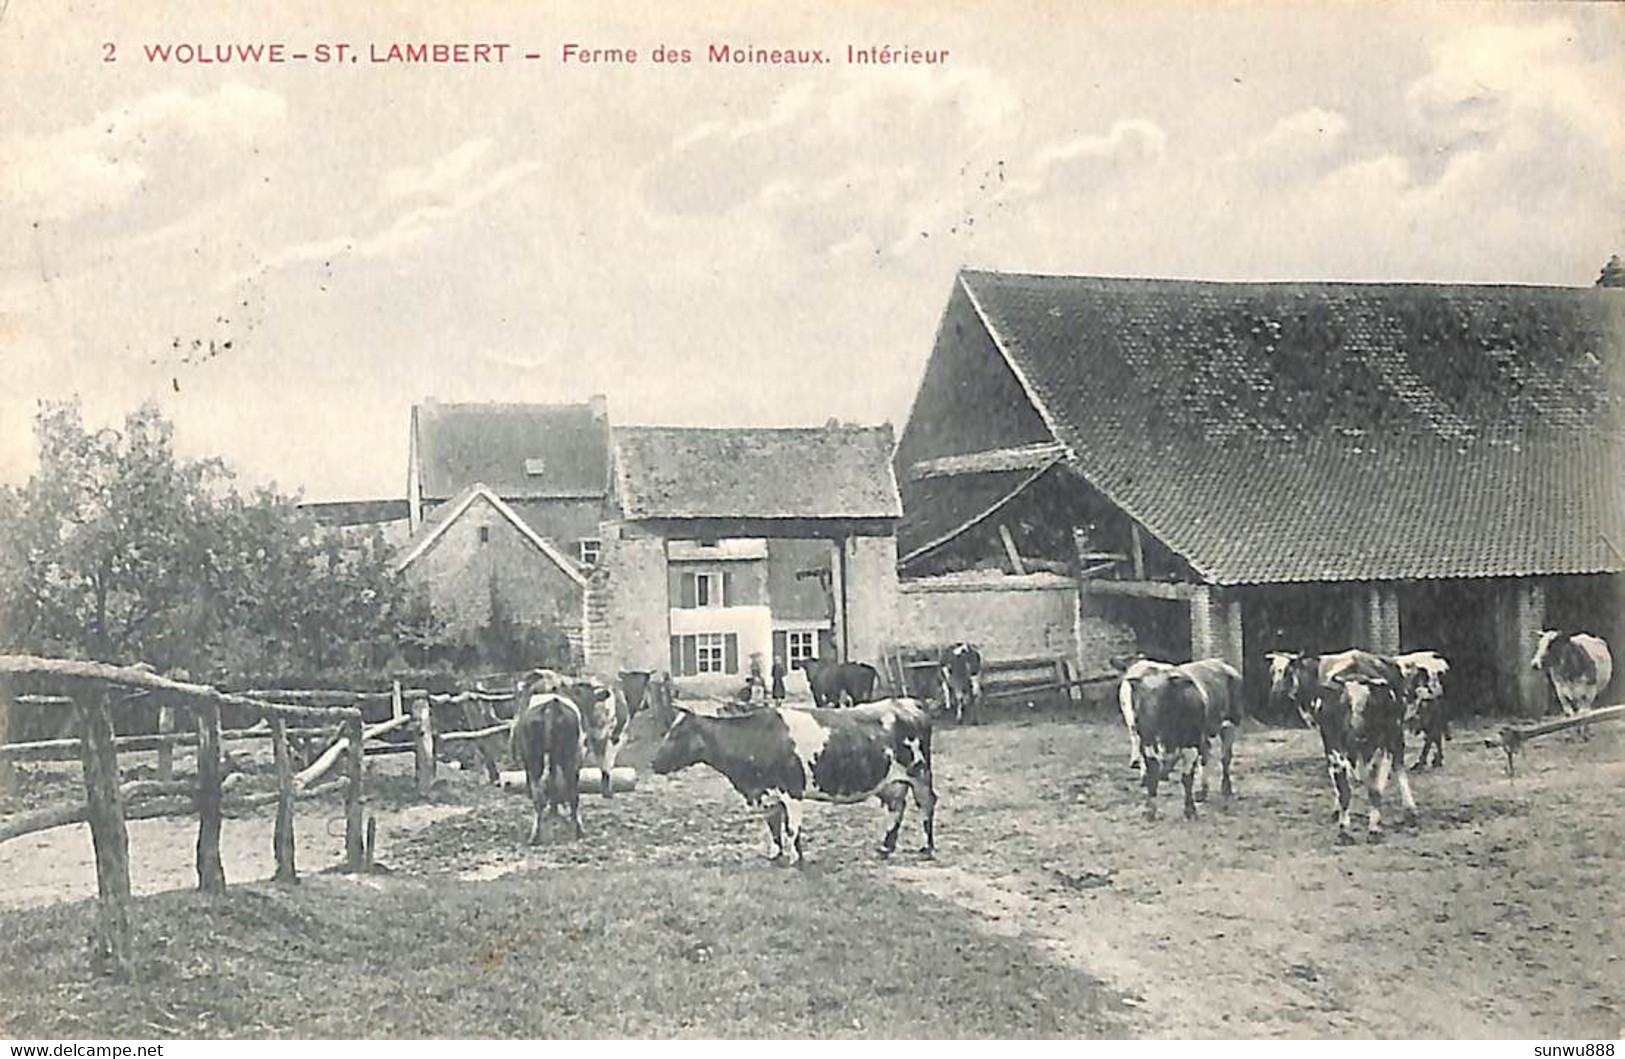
left=111, top=41, right=953, bottom=67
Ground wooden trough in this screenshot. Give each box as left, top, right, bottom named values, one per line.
left=1484, top=703, right=1625, bottom=776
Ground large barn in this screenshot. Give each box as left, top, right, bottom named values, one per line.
left=894, top=268, right=1625, bottom=717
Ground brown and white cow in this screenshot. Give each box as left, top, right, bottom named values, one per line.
left=1313, top=673, right=1418, bottom=845
left=650, top=698, right=936, bottom=863
left=1267, top=649, right=1404, bottom=729
left=1120, top=657, right=1243, bottom=802
left=1393, top=650, right=1451, bottom=769
left=509, top=689, right=585, bottom=842
left=514, top=669, right=631, bottom=797
left=1129, top=667, right=1210, bottom=821
left=1530, top=631, right=1615, bottom=739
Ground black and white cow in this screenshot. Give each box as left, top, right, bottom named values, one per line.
left=1393, top=650, right=1451, bottom=769
left=1267, top=649, right=1404, bottom=729
left=650, top=699, right=937, bottom=863
left=939, top=642, right=983, bottom=724
left=1120, top=657, right=1244, bottom=807
left=1314, top=673, right=1417, bottom=845
left=1128, top=667, right=1210, bottom=821
left=1530, top=630, right=1615, bottom=739
left=792, top=658, right=881, bottom=708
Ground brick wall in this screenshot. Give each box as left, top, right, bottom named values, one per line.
left=593, top=524, right=670, bottom=678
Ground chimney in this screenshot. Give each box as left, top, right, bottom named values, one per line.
left=1597, top=255, right=1625, bottom=289
left=587, top=393, right=609, bottom=420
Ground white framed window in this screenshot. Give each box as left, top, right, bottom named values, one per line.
left=695, top=572, right=720, bottom=608
left=578, top=538, right=601, bottom=567
left=787, top=630, right=818, bottom=665
left=696, top=633, right=727, bottom=673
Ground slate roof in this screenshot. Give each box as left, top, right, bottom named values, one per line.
left=954, top=269, right=1625, bottom=585
left=298, top=499, right=410, bottom=527
left=413, top=400, right=610, bottom=500
left=613, top=425, right=903, bottom=521
left=391, top=482, right=586, bottom=583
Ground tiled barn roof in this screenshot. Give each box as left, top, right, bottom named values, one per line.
left=613, top=425, right=902, bottom=521
left=957, top=270, right=1625, bottom=584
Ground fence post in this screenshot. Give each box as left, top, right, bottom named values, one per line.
left=155, top=704, right=175, bottom=782
left=392, top=680, right=403, bottom=720
left=195, top=700, right=226, bottom=894
left=0, top=675, right=15, bottom=797
left=270, top=717, right=297, bottom=883
left=73, top=682, right=133, bottom=978
left=412, top=694, right=436, bottom=797
left=344, top=713, right=364, bottom=871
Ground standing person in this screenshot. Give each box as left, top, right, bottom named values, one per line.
left=771, top=657, right=787, bottom=704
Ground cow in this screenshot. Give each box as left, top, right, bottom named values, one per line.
left=513, top=669, right=629, bottom=797
left=939, top=642, right=983, bottom=724
left=792, top=657, right=880, bottom=708
left=1121, top=657, right=1243, bottom=801
left=1393, top=650, right=1451, bottom=769
left=1313, top=673, right=1417, bottom=845
left=509, top=690, right=585, bottom=842
left=1530, top=630, right=1615, bottom=740
left=1118, top=657, right=1175, bottom=774
left=1129, top=667, right=1211, bottom=821
left=1267, top=649, right=1403, bottom=729
left=650, top=698, right=937, bottom=864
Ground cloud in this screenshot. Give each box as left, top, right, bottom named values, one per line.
left=2, top=84, right=286, bottom=223
left=1018, top=119, right=1168, bottom=200
left=380, top=139, right=496, bottom=202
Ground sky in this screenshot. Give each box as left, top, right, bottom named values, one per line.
left=2, top=0, right=1622, bottom=501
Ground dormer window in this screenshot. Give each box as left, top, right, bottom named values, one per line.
left=524, top=457, right=546, bottom=476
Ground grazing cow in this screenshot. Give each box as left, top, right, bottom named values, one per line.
left=939, top=642, right=983, bottom=724
left=1314, top=674, right=1417, bottom=845
left=509, top=690, right=585, bottom=842
left=1129, top=668, right=1211, bottom=821
left=792, top=658, right=880, bottom=708
left=1393, top=650, right=1451, bottom=769
left=511, top=669, right=629, bottom=797
left=1267, top=649, right=1403, bottom=728
left=650, top=698, right=937, bottom=863
left=1530, top=631, right=1615, bottom=739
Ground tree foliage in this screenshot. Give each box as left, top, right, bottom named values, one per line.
left=0, top=400, right=437, bottom=679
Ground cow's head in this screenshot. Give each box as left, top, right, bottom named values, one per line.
left=1266, top=652, right=1317, bottom=723
left=650, top=704, right=707, bottom=775
left=1530, top=630, right=1565, bottom=672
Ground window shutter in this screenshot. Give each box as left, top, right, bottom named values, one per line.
left=670, top=636, right=682, bottom=675
left=772, top=630, right=787, bottom=664
left=725, top=634, right=739, bottom=674
left=818, top=629, right=835, bottom=660
left=679, top=572, right=697, bottom=609
left=722, top=569, right=734, bottom=607
left=681, top=635, right=698, bottom=676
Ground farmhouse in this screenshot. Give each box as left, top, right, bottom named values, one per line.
left=894, top=268, right=1625, bottom=716
left=584, top=424, right=902, bottom=694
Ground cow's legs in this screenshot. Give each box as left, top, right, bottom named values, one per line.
left=1393, top=752, right=1418, bottom=827
left=1219, top=720, right=1236, bottom=797
left=597, top=743, right=617, bottom=798
left=1365, top=750, right=1390, bottom=842
left=1194, top=743, right=1209, bottom=803
left=781, top=796, right=806, bottom=864
left=1328, top=752, right=1355, bottom=845
left=1142, top=752, right=1163, bottom=821
left=1178, top=748, right=1200, bottom=820
left=568, top=780, right=584, bottom=839
left=878, top=783, right=909, bottom=857
left=911, top=771, right=936, bottom=856
left=526, top=777, right=546, bottom=846
left=761, top=796, right=788, bottom=861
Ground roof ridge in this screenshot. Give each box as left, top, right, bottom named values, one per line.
left=959, top=267, right=1601, bottom=293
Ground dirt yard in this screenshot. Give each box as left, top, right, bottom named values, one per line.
left=1, top=712, right=1621, bottom=1038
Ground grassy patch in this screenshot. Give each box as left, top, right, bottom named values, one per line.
left=0, top=863, right=1124, bottom=1039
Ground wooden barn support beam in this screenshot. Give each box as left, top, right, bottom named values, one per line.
left=73, top=684, right=133, bottom=978
left=1509, top=579, right=1548, bottom=717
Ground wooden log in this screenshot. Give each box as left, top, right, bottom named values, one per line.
left=0, top=775, right=340, bottom=845
left=271, top=717, right=296, bottom=884
left=194, top=700, right=226, bottom=894
left=363, top=743, right=416, bottom=757
left=392, top=680, right=404, bottom=720
left=497, top=767, right=636, bottom=794
left=343, top=716, right=364, bottom=872
left=74, top=685, right=133, bottom=978
left=0, top=656, right=362, bottom=724
left=436, top=721, right=512, bottom=743
left=293, top=714, right=405, bottom=788
left=1486, top=703, right=1625, bottom=773
left=412, top=693, right=435, bottom=796
left=155, top=705, right=175, bottom=781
